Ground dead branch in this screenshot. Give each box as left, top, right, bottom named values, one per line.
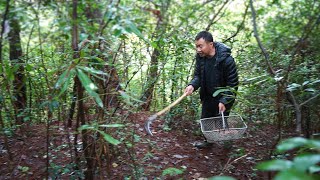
left=249, top=0, right=276, bottom=76
left=284, top=12, right=320, bottom=81
left=223, top=2, right=249, bottom=43
left=98, top=0, right=120, bottom=37
left=301, top=93, right=320, bottom=107
left=205, top=0, right=230, bottom=31
left=220, top=152, right=250, bottom=175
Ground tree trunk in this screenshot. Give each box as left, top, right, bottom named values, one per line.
left=276, top=83, right=283, bottom=138
left=0, top=0, right=10, bottom=63
left=140, top=5, right=168, bottom=110
left=67, top=82, right=77, bottom=127
left=8, top=14, right=26, bottom=125
left=295, top=107, right=302, bottom=133
left=304, top=106, right=310, bottom=138
left=0, top=101, right=12, bottom=161
left=72, top=1, right=96, bottom=178
left=102, top=54, right=121, bottom=109
left=287, top=92, right=302, bottom=133
left=141, top=48, right=160, bottom=110
left=87, top=1, right=122, bottom=110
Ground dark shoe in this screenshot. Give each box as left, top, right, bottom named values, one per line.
left=194, top=141, right=213, bottom=149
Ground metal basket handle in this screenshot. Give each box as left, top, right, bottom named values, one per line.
left=220, top=112, right=228, bottom=130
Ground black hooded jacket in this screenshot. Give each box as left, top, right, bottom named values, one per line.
left=189, top=42, right=239, bottom=106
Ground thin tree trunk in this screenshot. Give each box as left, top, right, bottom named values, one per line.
left=67, top=83, right=77, bottom=127
left=71, top=0, right=81, bottom=172
left=140, top=6, right=166, bottom=110
left=170, top=57, right=178, bottom=102
left=104, top=54, right=122, bottom=109
left=223, top=2, right=249, bottom=43
left=141, top=48, right=160, bottom=110
left=8, top=14, right=26, bottom=125
left=0, top=0, right=16, bottom=126
left=304, top=106, right=311, bottom=138
left=96, top=2, right=122, bottom=110
left=72, top=0, right=95, bottom=179
left=26, top=24, right=35, bottom=120
left=249, top=0, right=275, bottom=76
left=0, top=0, right=10, bottom=64
left=0, top=103, right=12, bottom=161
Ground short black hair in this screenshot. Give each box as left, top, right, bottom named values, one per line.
left=195, top=31, right=214, bottom=42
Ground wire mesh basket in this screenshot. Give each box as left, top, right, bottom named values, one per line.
left=200, top=113, right=247, bottom=142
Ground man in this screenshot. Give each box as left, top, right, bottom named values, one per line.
left=184, top=31, right=239, bottom=148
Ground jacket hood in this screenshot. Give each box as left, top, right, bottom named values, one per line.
left=214, top=42, right=231, bottom=63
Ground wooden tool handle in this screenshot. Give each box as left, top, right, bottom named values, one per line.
left=156, top=93, right=187, bottom=116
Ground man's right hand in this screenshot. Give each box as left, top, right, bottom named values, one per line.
left=184, top=85, right=194, bottom=96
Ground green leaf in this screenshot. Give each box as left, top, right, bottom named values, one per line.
left=25, top=64, right=33, bottom=71
left=125, top=20, right=150, bottom=44
left=77, top=66, right=109, bottom=76
left=133, top=134, right=141, bottom=143
left=78, top=124, right=95, bottom=131
left=6, top=63, right=15, bottom=81
left=257, top=159, right=292, bottom=171
left=97, top=130, right=121, bottom=145
left=99, top=124, right=124, bottom=128
left=212, top=88, right=232, bottom=97
left=243, top=74, right=269, bottom=83
left=76, top=68, right=103, bottom=108
left=79, top=33, right=89, bottom=41
left=309, top=165, right=320, bottom=173
left=150, top=41, right=158, bottom=48
left=275, top=169, right=314, bottom=180
left=118, top=90, right=143, bottom=106
left=113, top=28, right=123, bottom=37
left=310, top=80, right=320, bottom=85
left=55, top=69, right=68, bottom=89
left=93, top=96, right=104, bottom=108
left=302, top=81, right=310, bottom=86
left=308, top=139, right=320, bottom=149
left=125, top=20, right=142, bottom=36
left=304, top=88, right=315, bottom=92
left=77, top=66, right=108, bottom=81
left=208, top=176, right=237, bottom=180
left=286, top=83, right=301, bottom=92
left=162, top=167, right=184, bottom=176
left=77, top=68, right=97, bottom=90
left=274, top=76, right=284, bottom=82
left=58, top=69, right=75, bottom=96
left=18, top=165, right=29, bottom=173
left=94, top=56, right=105, bottom=63
left=293, top=154, right=320, bottom=172
left=78, top=125, right=121, bottom=145
left=277, top=137, right=308, bottom=152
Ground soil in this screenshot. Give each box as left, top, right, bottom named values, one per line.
left=0, top=112, right=297, bottom=179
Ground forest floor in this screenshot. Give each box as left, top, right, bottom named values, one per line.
left=0, top=112, right=298, bottom=180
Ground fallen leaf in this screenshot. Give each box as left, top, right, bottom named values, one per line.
left=112, top=163, right=118, bottom=168
left=191, top=172, right=201, bottom=179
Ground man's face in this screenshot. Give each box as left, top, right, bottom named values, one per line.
left=195, top=38, right=214, bottom=57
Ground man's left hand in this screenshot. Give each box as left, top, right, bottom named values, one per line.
left=218, top=103, right=226, bottom=113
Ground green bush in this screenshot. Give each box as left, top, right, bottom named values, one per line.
left=257, top=137, right=320, bottom=180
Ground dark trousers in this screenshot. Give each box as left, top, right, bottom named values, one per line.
left=201, top=95, right=232, bottom=119
left=201, top=95, right=234, bottom=134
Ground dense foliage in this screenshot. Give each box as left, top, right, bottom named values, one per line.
left=0, top=0, right=319, bottom=179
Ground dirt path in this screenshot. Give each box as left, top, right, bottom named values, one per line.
left=111, top=113, right=296, bottom=179
left=0, top=112, right=296, bottom=179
